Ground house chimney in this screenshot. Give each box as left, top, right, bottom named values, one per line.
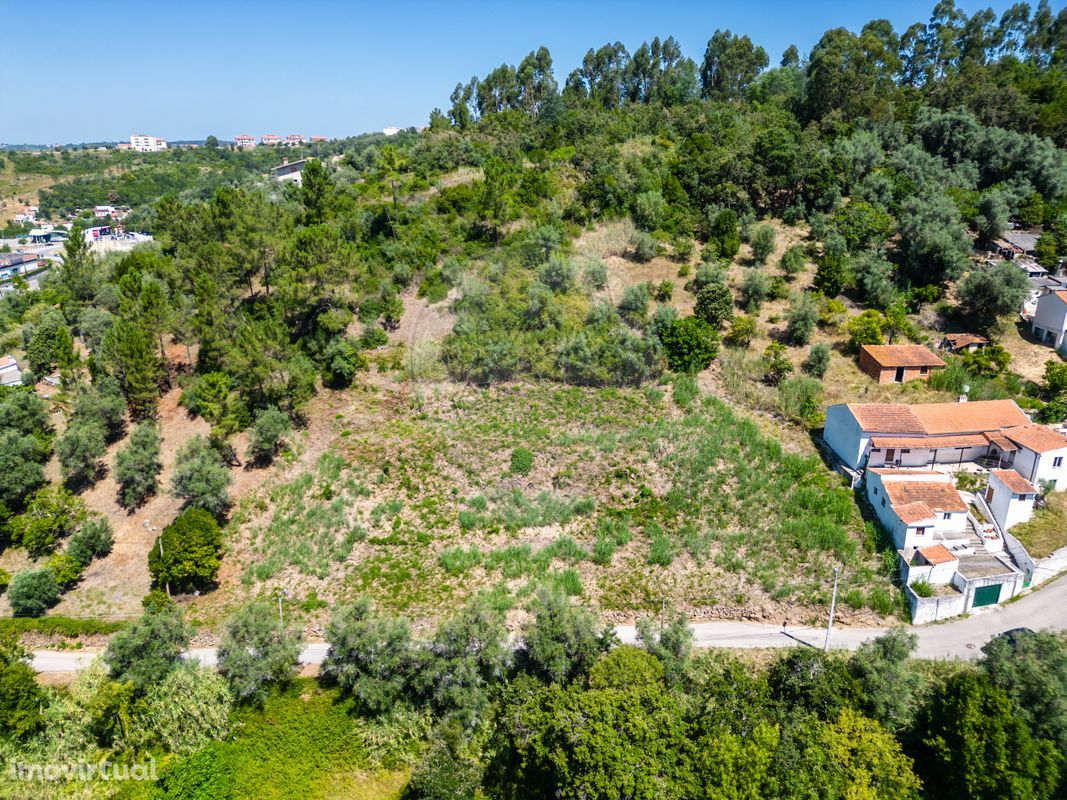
left=282, top=157, right=288, bottom=166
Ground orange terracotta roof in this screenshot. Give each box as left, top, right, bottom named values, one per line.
left=1055, top=290, right=1067, bottom=303
left=896, top=501, right=938, bottom=524
left=861, top=345, right=946, bottom=368
left=942, top=333, right=988, bottom=349
left=884, top=480, right=968, bottom=513
left=846, top=400, right=1029, bottom=436
left=847, top=404, right=926, bottom=433
left=918, top=544, right=958, bottom=565
left=991, top=469, right=1037, bottom=494
left=984, top=433, right=1019, bottom=452
left=909, top=400, right=1029, bottom=435
left=1003, top=425, right=1067, bottom=454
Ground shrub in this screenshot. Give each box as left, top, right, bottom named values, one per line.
left=538, top=256, right=576, bottom=293
left=724, top=314, right=757, bottom=348
left=148, top=508, right=223, bottom=591
left=652, top=280, right=674, bottom=302
left=741, top=270, right=769, bottom=312
left=359, top=326, right=389, bottom=349
left=583, top=261, right=608, bottom=290
left=171, top=436, right=232, bottom=516
left=67, top=516, right=113, bottom=566
left=11, top=485, right=86, bottom=557
left=509, top=447, right=534, bottom=476
left=847, top=310, right=885, bottom=349
left=105, top=606, right=190, bottom=692
left=247, top=406, right=290, bottom=464
left=750, top=223, right=776, bottom=264
left=911, top=580, right=934, bottom=598
left=802, top=342, right=832, bottom=378
left=522, top=588, right=613, bottom=684
left=0, top=569, right=8, bottom=593
left=630, top=231, right=658, bottom=262
left=47, top=552, right=84, bottom=586
left=618, top=283, right=650, bottom=325
left=779, top=245, right=806, bottom=276
left=0, top=635, right=46, bottom=738
left=785, top=292, right=819, bottom=345
left=7, top=568, right=60, bottom=617
left=694, top=283, right=734, bottom=330
left=115, top=422, right=162, bottom=507
left=704, top=208, right=740, bottom=259
left=762, top=343, right=794, bottom=386
left=661, top=317, right=719, bottom=373
left=322, top=336, right=368, bottom=388
left=135, top=664, right=233, bottom=754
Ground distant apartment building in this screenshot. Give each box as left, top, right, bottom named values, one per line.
left=234, top=134, right=257, bottom=149
left=285, top=134, right=306, bottom=146
left=310, top=135, right=328, bottom=143
left=261, top=134, right=280, bottom=146
left=129, top=134, right=168, bottom=152
left=382, top=126, right=402, bottom=136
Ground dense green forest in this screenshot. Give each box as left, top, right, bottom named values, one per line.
left=1, top=0, right=1067, bottom=797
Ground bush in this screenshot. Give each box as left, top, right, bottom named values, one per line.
left=704, top=208, right=740, bottom=259
left=778, top=377, right=824, bottom=426
left=583, top=261, right=608, bottom=290
left=218, top=600, right=303, bottom=703
left=0, top=568, right=8, bottom=593
left=247, top=406, right=290, bottom=464
left=47, top=552, right=84, bottom=586
left=779, top=245, right=806, bottom=276
left=322, top=336, right=368, bottom=388
left=762, top=343, right=794, bottom=386
left=115, top=422, right=162, bottom=507
left=105, top=606, right=190, bottom=692
left=694, top=283, right=734, bottom=329
left=741, top=270, right=769, bottom=312
left=911, top=580, right=934, bottom=598
left=724, top=314, right=757, bottom=348
left=847, top=310, right=885, bottom=349
left=803, top=342, right=832, bottom=378
left=538, top=256, right=576, bottom=293
left=11, top=485, right=86, bottom=557
left=630, top=231, right=658, bottom=262
left=148, top=508, right=223, bottom=591
left=652, top=280, right=674, bottom=302
left=0, top=635, right=46, bottom=739
left=360, top=326, right=389, bottom=349
left=785, top=292, right=819, bottom=345
left=7, top=568, right=60, bottom=617
left=618, top=283, right=650, bottom=325
left=171, top=436, right=232, bottom=516
left=661, top=317, right=720, bottom=373
left=136, top=664, right=233, bottom=754
left=750, top=223, right=776, bottom=264
left=509, top=447, right=534, bottom=476
left=67, top=516, right=113, bottom=566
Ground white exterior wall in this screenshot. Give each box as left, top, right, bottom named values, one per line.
left=1031, top=447, right=1067, bottom=491
left=824, top=405, right=866, bottom=468
left=866, top=472, right=967, bottom=549
left=986, top=474, right=1035, bottom=531
left=907, top=585, right=966, bottom=623
left=1032, top=294, right=1067, bottom=349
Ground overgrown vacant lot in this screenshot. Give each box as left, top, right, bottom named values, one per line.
left=215, top=382, right=898, bottom=627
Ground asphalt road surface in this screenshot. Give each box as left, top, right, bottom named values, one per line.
left=30, top=574, right=1067, bottom=673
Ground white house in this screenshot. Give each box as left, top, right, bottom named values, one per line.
left=1032, top=290, right=1067, bottom=354
left=261, top=134, right=280, bottom=146
left=234, top=134, right=257, bottom=149
left=824, top=399, right=1067, bottom=490
left=984, top=469, right=1037, bottom=532
left=0, top=355, right=21, bottom=386
left=129, top=134, right=167, bottom=152
left=866, top=469, right=969, bottom=549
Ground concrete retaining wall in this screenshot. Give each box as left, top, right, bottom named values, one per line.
left=906, top=585, right=966, bottom=623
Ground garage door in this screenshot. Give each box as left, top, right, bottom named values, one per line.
left=972, top=584, right=1002, bottom=607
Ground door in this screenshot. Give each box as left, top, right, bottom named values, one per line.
left=885, top=449, right=896, bottom=464
left=894, top=367, right=905, bottom=382
left=972, top=584, right=1002, bottom=608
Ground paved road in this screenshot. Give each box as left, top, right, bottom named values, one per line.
left=30, top=575, right=1067, bottom=673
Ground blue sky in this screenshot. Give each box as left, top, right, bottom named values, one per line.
left=4, top=0, right=1022, bottom=144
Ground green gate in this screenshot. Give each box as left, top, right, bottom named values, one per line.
left=972, top=584, right=1002, bottom=607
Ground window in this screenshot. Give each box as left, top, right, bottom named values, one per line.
left=901, top=449, right=911, bottom=454
left=943, top=512, right=951, bottom=520
left=919, top=367, right=929, bottom=375
left=915, top=527, right=928, bottom=536
left=1055, top=457, right=1064, bottom=468
left=872, top=487, right=879, bottom=495
left=881, top=497, right=886, bottom=508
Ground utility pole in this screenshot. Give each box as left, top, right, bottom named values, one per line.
left=159, top=537, right=170, bottom=598
left=277, top=589, right=289, bottom=627
left=824, top=567, right=840, bottom=652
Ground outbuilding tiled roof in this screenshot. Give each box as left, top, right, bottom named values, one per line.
left=918, top=544, right=958, bottom=565
left=991, top=469, right=1037, bottom=495
left=861, top=345, right=946, bottom=368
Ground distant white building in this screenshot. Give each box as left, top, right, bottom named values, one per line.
left=0, top=355, right=21, bottom=386
left=261, top=134, right=280, bottom=146
left=382, top=126, right=402, bottom=136
left=285, top=134, right=306, bottom=146
left=270, top=158, right=306, bottom=185
left=1032, top=290, right=1067, bottom=354
left=984, top=469, right=1037, bottom=532
left=129, top=134, right=168, bottom=152
left=234, top=134, right=257, bottom=149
